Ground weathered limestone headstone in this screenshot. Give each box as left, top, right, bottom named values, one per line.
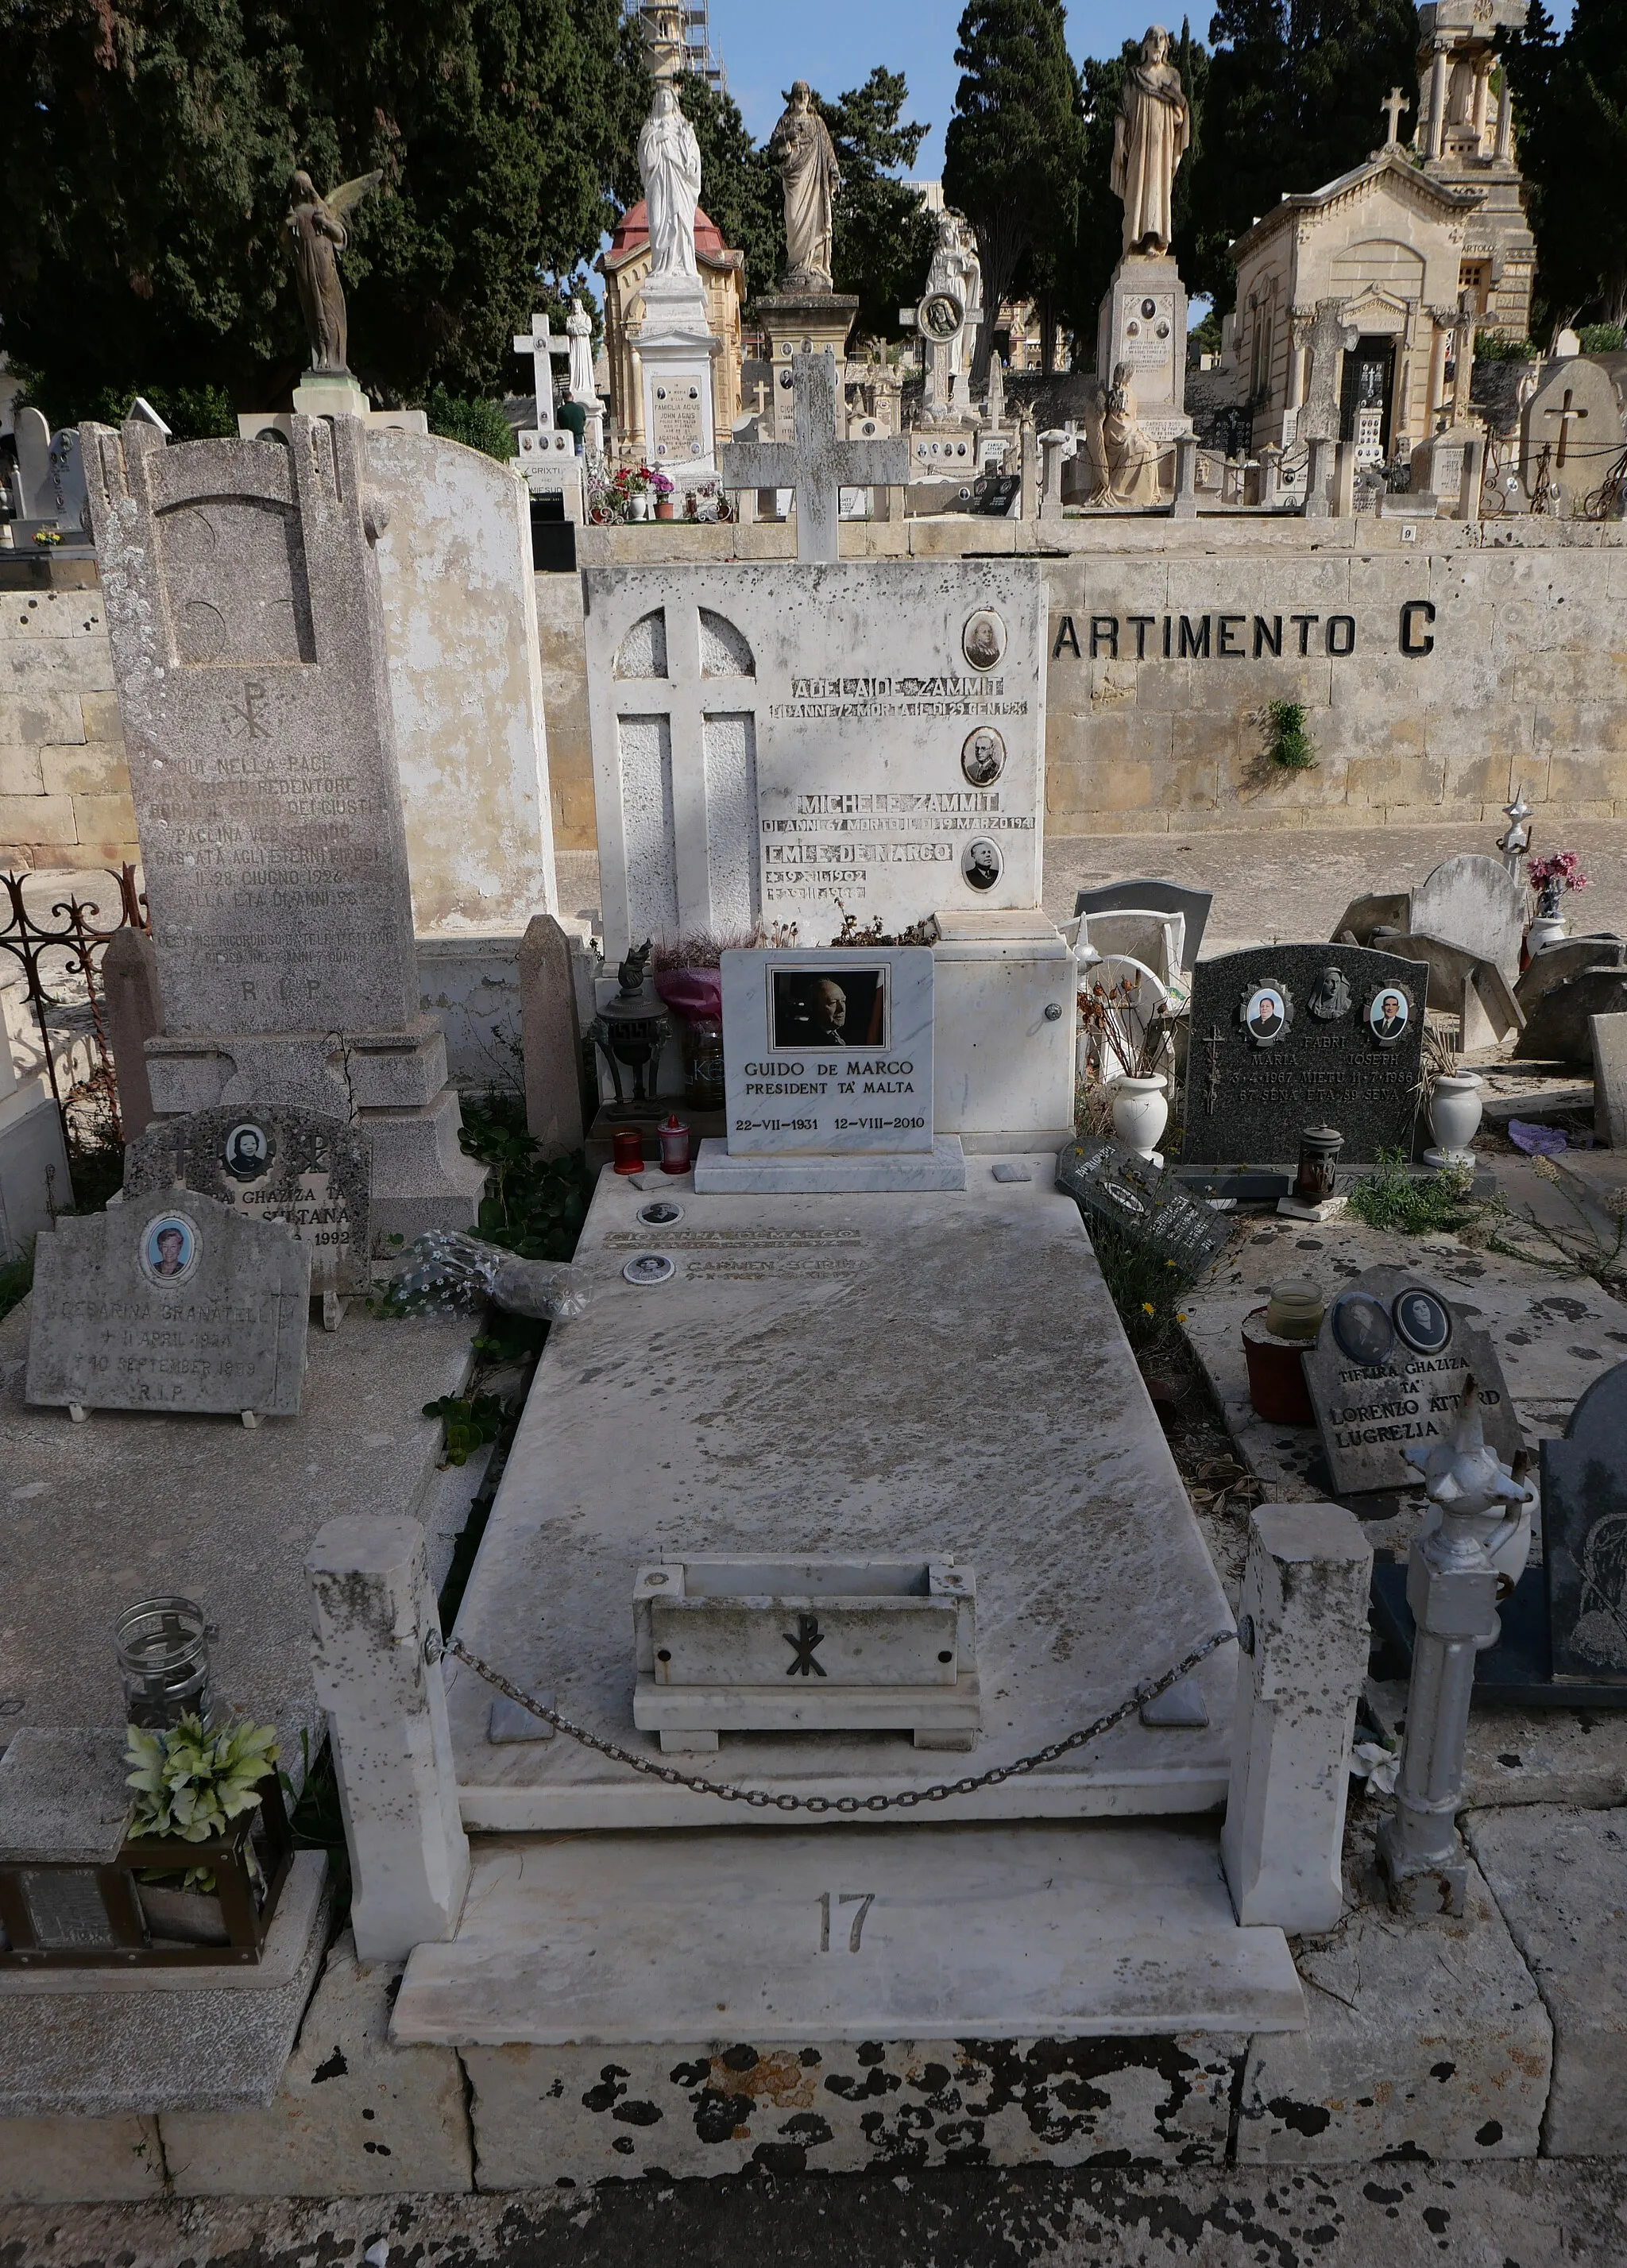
left=1542, top=1361, right=1627, bottom=1683
left=1300, top=300, right=1358, bottom=443
left=1075, top=877, right=1212, bottom=967
left=1517, top=964, right=1627, bottom=1065
left=518, top=914, right=585, bottom=1158
left=26, top=1186, right=310, bottom=1418
left=1300, top=1265, right=1522, bottom=1498
left=1183, top=943, right=1427, bottom=1167
left=123, top=1105, right=370, bottom=1300
left=1593, top=1012, right=1627, bottom=1149
left=1517, top=936, right=1627, bottom=1016
left=1520, top=357, right=1625, bottom=517
left=1389, top=931, right=1523, bottom=1050
left=1409, top=854, right=1526, bottom=986
left=82, top=413, right=485, bottom=1240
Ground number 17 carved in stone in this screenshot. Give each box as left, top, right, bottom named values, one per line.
left=817, top=1891, right=875, bottom=1952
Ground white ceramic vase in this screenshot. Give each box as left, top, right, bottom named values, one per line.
left=1527, top=914, right=1567, bottom=954
left=1111, top=1074, right=1169, bottom=1165
left=1425, top=1071, right=1484, bottom=1167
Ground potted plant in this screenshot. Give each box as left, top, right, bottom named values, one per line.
left=1526, top=850, right=1589, bottom=953
left=124, top=1713, right=282, bottom=1946
left=652, top=470, right=676, bottom=521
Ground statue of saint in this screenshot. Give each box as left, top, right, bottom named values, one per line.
left=566, top=296, right=597, bottom=404
left=637, top=85, right=702, bottom=282
left=1110, top=27, right=1191, bottom=257
left=1099, top=365, right=1165, bottom=506
left=286, top=169, right=382, bottom=373
left=769, top=81, right=841, bottom=292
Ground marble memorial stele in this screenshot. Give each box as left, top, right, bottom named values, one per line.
left=26, top=1186, right=311, bottom=1419
left=80, top=412, right=485, bottom=1241
left=1301, top=1264, right=1522, bottom=1499
left=694, top=945, right=965, bottom=1191
left=122, top=1105, right=370, bottom=1299
left=1183, top=942, right=1428, bottom=1167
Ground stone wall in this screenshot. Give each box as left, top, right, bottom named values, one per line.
left=0, top=559, right=134, bottom=870
left=7, top=513, right=1627, bottom=882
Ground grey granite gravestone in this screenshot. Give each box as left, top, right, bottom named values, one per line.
left=1516, top=964, right=1627, bottom=1065
left=1073, top=880, right=1213, bottom=968
left=123, top=1106, right=370, bottom=1298
left=1542, top=1360, right=1627, bottom=1684
left=26, top=1188, right=311, bottom=1418
left=1183, top=943, right=1427, bottom=1167
left=80, top=414, right=484, bottom=1240
left=1057, top=1137, right=1232, bottom=1275
left=1301, top=1264, right=1522, bottom=1499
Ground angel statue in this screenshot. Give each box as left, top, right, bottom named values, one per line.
left=287, top=168, right=382, bottom=373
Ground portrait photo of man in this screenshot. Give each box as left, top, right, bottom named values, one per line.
left=961, top=728, right=1006, bottom=787
left=771, top=966, right=886, bottom=1053
left=962, top=838, right=1002, bottom=892
left=1370, top=989, right=1409, bottom=1042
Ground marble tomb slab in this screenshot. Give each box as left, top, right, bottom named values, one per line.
left=392, top=1822, right=1304, bottom=2047
left=446, top=1165, right=1236, bottom=1828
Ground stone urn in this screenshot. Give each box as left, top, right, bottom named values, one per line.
left=1527, top=914, right=1567, bottom=954
left=1425, top=1071, right=1484, bottom=1168
left=630, top=491, right=652, bottom=522
left=1111, top=1074, right=1168, bottom=1165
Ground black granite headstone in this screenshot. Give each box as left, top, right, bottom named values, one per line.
left=124, top=1106, right=371, bottom=1297
left=1183, top=942, right=1427, bottom=1166
left=1057, top=1137, right=1233, bottom=1275
left=1543, top=1360, right=1627, bottom=1684
left=1301, top=1264, right=1523, bottom=1497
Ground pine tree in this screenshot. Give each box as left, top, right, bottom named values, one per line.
left=944, top=0, right=1084, bottom=386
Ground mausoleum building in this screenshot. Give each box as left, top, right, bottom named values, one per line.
left=597, top=199, right=744, bottom=464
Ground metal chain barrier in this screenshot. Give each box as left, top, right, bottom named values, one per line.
left=441, top=1628, right=1236, bottom=1816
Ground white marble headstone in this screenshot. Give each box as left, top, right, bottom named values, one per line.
left=720, top=946, right=935, bottom=1155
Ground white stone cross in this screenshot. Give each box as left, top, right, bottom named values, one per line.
left=512, top=312, right=572, bottom=433
left=1381, top=87, right=1409, bottom=146
left=1543, top=386, right=1588, bottom=467
left=717, top=350, right=910, bottom=563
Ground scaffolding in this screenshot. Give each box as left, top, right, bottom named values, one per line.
left=627, top=1, right=725, bottom=89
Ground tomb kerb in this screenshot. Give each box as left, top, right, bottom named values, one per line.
left=82, top=412, right=485, bottom=1239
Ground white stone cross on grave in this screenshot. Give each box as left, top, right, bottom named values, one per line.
left=1543, top=387, right=1588, bottom=467
left=718, top=350, right=910, bottom=563
left=1381, top=87, right=1409, bottom=146
left=512, top=312, right=572, bottom=434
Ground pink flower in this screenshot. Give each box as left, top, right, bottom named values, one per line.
left=1528, top=850, right=1590, bottom=893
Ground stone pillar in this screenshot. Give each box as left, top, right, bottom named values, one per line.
left=1222, top=1503, right=1372, bottom=1934
left=1039, top=429, right=1069, bottom=521
left=1331, top=439, right=1357, bottom=517
left=1018, top=415, right=1039, bottom=521
left=1471, top=55, right=1492, bottom=147
left=1495, top=71, right=1513, bottom=160
left=1170, top=433, right=1199, bottom=519
left=307, top=1516, right=470, bottom=1963
left=1304, top=434, right=1335, bottom=519
left=102, top=926, right=164, bottom=1141
left=518, top=913, right=585, bottom=1159
left=1427, top=43, right=1449, bottom=157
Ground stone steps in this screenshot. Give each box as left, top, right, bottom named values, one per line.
left=390, top=1820, right=1304, bottom=2049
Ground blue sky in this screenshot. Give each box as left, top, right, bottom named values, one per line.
left=711, top=0, right=1164, bottom=177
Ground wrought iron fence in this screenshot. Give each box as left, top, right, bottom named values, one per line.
left=0, top=865, right=148, bottom=1162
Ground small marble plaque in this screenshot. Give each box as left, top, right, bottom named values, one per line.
left=123, top=1106, right=370, bottom=1294
left=26, top=1187, right=311, bottom=1418
left=1056, top=1137, right=1231, bottom=1275
left=1542, top=1360, right=1627, bottom=1683
left=1301, top=1264, right=1521, bottom=1497
left=720, top=947, right=935, bottom=1155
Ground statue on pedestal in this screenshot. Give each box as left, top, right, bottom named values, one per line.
left=566, top=296, right=597, bottom=404
left=1111, top=27, right=1191, bottom=257
left=287, top=169, right=382, bottom=373
left=770, top=81, right=841, bottom=292
left=638, top=85, right=702, bottom=282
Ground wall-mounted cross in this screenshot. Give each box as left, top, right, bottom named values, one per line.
left=718, top=350, right=910, bottom=563
left=1543, top=387, right=1588, bottom=466
left=512, top=312, right=572, bottom=433
left=1381, top=87, right=1409, bottom=145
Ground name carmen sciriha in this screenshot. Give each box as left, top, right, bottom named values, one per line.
left=1051, top=601, right=1438, bottom=661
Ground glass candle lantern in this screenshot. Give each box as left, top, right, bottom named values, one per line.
left=1295, top=1124, right=1344, bottom=1206
left=114, top=1596, right=212, bottom=1730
